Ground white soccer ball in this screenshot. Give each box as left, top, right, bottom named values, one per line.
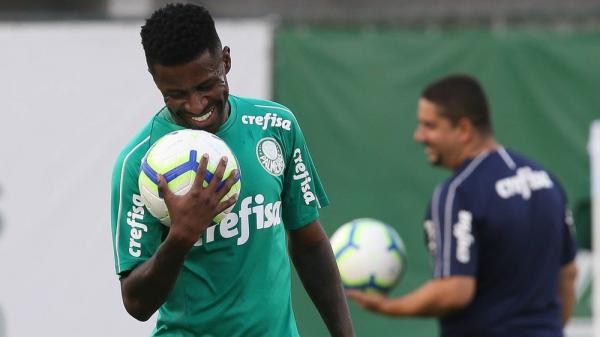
left=330, top=218, right=407, bottom=294
left=138, top=129, right=241, bottom=226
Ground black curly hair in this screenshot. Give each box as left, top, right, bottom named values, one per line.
left=141, top=3, right=222, bottom=71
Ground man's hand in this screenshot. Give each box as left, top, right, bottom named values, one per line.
left=347, top=276, right=475, bottom=317
left=120, top=154, right=240, bottom=321
left=157, top=154, right=238, bottom=248
left=346, top=290, right=387, bottom=313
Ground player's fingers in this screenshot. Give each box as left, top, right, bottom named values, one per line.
left=347, top=294, right=370, bottom=309
left=215, top=169, right=239, bottom=199
left=157, top=174, right=173, bottom=201
left=348, top=291, right=385, bottom=311
left=347, top=290, right=371, bottom=303
left=193, top=153, right=209, bottom=189
left=207, top=156, right=228, bottom=192
left=346, top=290, right=362, bottom=301
left=215, top=193, right=239, bottom=214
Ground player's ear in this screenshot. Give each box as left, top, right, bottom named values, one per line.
left=457, top=117, right=474, bottom=143
left=222, top=46, right=231, bottom=74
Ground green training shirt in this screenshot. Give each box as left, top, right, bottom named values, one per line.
left=111, top=95, right=329, bottom=337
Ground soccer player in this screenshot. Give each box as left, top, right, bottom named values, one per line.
left=348, top=74, right=578, bottom=337
left=110, top=3, right=354, bottom=336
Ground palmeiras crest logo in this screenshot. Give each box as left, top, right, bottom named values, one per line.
left=256, top=137, right=284, bottom=176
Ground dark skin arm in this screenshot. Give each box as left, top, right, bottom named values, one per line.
left=288, top=221, right=355, bottom=337
left=120, top=155, right=238, bottom=321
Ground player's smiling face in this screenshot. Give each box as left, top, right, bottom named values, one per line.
left=152, top=47, right=231, bottom=134
left=413, top=98, right=463, bottom=169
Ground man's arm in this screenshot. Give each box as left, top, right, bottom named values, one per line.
left=288, top=220, right=355, bottom=337
left=347, top=276, right=475, bottom=317
left=558, top=260, right=577, bottom=326
left=120, top=156, right=238, bottom=321
left=120, top=235, right=192, bottom=321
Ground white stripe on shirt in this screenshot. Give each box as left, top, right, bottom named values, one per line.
left=497, top=147, right=516, bottom=170
left=431, top=185, right=443, bottom=278
left=254, top=104, right=292, bottom=113
left=442, top=152, right=490, bottom=277
left=115, top=136, right=150, bottom=273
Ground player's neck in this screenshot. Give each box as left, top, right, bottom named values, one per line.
left=215, top=100, right=231, bottom=130
left=471, top=135, right=498, bottom=156
left=453, top=135, right=498, bottom=169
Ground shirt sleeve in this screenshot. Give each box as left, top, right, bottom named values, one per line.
left=280, top=114, right=329, bottom=231
left=110, top=146, right=166, bottom=275
left=561, top=206, right=577, bottom=265
left=554, top=179, right=577, bottom=266
left=426, top=185, right=479, bottom=279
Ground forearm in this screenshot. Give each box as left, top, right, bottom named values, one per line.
left=559, top=287, right=575, bottom=326
left=384, top=282, right=457, bottom=316
left=290, top=231, right=355, bottom=337
left=376, top=277, right=475, bottom=317
left=559, top=261, right=577, bottom=326
left=120, top=156, right=236, bottom=321
left=120, top=235, right=191, bottom=321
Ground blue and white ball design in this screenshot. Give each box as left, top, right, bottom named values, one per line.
left=330, top=218, right=407, bottom=294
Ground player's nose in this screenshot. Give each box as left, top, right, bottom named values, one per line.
left=184, top=91, right=208, bottom=114
left=413, top=126, right=425, bottom=142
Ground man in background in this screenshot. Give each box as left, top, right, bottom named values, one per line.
left=349, top=74, right=577, bottom=337
left=110, top=3, right=354, bottom=336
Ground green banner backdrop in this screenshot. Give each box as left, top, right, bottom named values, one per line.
left=274, top=27, right=600, bottom=337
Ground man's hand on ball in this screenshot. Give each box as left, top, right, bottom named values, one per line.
left=346, top=290, right=388, bottom=313
left=157, top=154, right=238, bottom=247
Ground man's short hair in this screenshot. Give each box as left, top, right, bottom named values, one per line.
left=141, top=3, right=221, bottom=71
left=422, top=74, right=492, bottom=135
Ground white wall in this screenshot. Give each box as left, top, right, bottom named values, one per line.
left=0, top=20, right=272, bottom=337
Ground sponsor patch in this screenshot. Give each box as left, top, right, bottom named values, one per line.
left=256, top=138, right=285, bottom=176
left=453, top=210, right=474, bottom=263
left=495, top=166, right=553, bottom=200
left=293, top=148, right=316, bottom=205
left=242, top=113, right=292, bottom=131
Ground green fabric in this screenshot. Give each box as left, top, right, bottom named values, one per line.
left=274, top=26, right=600, bottom=337
left=110, top=95, right=329, bottom=336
